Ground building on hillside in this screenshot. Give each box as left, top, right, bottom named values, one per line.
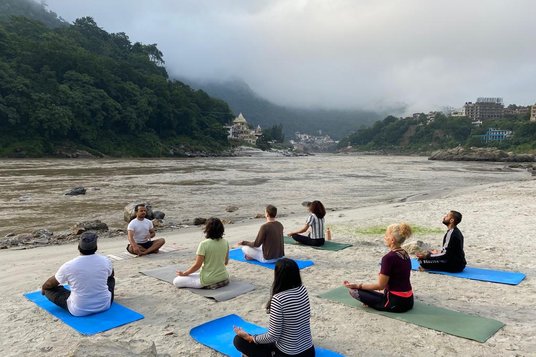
left=464, top=97, right=504, bottom=121
left=503, top=104, right=530, bottom=116
left=480, top=128, right=512, bottom=143
left=531, top=103, right=536, bottom=122
left=225, top=113, right=262, bottom=145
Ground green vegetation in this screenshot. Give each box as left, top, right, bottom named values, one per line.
left=339, top=112, right=536, bottom=153
left=0, top=2, right=233, bottom=157
left=334, top=224, right=443, bottom=237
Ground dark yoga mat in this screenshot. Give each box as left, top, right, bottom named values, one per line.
left=318, top=286, right=504, bottom=343
left=284, top=236, right=352, bottom=251
left=229, top=248, right=314, bottom=270
left=190, top=314, right=345, bottom=356
left=140, top=265, right=255, bottom=302
left=411, top=258, right=526, bottom=285
left=24, top=290, right=143, bottom=335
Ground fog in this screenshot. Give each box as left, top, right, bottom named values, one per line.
left=45, top=0, right=536, bottom=114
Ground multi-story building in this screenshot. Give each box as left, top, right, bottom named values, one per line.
left=464, top=97, right=504, bottom=121
left=531, top=103, right=536, bottom=122
left=226, top=113, right=262, bottom=145
left=480, top=128, right=512, bottom=143
left=503, top=104, right=530, bottom=116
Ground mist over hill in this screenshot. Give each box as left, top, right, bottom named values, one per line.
left=182, top=78, right=383, bottom=140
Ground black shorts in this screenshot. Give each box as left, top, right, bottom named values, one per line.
left=127, top=241, right=154, bottom=252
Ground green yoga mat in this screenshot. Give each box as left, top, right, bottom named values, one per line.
left=318, top=286, right=504, bottom=342
left=284, top=236, right=352, bottom=251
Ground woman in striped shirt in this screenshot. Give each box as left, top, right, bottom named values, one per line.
left=234, top=258, right=315, bottom=357
left=343, top=223, right=414, bottom=313
left=288, top=200, right=327, bottom=247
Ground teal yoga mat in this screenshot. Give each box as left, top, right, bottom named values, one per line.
left=411, top=258, right=526, bottom=285
left=190, top=314, right=344, bottom=356
left=284, top=236, right=352, bottom=251
left=318, top=286, right=504, bottom=343
left=229, top=248, right=314, bottom=270
left=24, top=290, right=143, bottom=335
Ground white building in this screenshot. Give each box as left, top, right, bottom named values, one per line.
left=226, top=113, right=262, bottom=145
left=531, top=103, right=536, bottom=122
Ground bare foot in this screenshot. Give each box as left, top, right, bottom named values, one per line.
left=244, top=254, right=253, bottom=261
left=418, top=266, right=426, bottom=272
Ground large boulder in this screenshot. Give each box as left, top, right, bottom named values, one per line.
left=193, top=217, right=207, bottom=226
left=402, top=240, right=431, bottom=255
left=429, top=146, right=535, bottom=162
left=123, top=202, right=155, bottom=222
left=71, top=220, right=108, bottom=235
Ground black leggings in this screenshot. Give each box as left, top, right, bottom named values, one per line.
left=233, top=335, right=315, bottom=357
left=44, top=276, right=115, bottom=311
left=419, top=257, right=465, bottom=273
left=349, top=289, right=413, bottom=313
left=291, top=234, right=325, bottom=247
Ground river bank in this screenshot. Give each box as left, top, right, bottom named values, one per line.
left=0, top=178, right=534, bottom=356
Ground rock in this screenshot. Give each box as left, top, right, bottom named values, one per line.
left=429, top=146, right=535, bottom=162
left=402, top=240, right=431, bottom=255
left=71, top=220, right=108, bottom=235
left=65, top=187, right=86, bottom=196
left=1, top=233, right=33, bottom=247
left=152, top=219, right=163, bottom=228
left=193, top=217, right=207, bottom=226
left=225, top=205, right=239, bottom=212
left=70, top=339, right=157, bottom=357
left=123, top=202, right=155, bottom=222
left=153, top=210, right=165, bottom=220
left=254, top=213, right=264, bottom=219
left=301, top=201, right=311, bottom=207
left=32, top=229, right=53, bottom=239
left=221, top=219, right=233, bottom=224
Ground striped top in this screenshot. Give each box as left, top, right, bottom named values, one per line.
left=254, top=285, right=313, bottom=355
left=306, top=213, right=324, bottom=239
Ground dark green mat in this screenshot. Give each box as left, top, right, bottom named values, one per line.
left=284, top=236, right=352, bottom=251
left=318, top=286, right=504, bottom=342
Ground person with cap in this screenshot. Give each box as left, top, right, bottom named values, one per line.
left=41, top=232, right=115, bottom=316
left=126, top=204, right=166, bottom=256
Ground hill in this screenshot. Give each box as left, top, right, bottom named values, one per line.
left=0, top=1, right=233, bottom=157
left=183, top=78, right=382, bottom=140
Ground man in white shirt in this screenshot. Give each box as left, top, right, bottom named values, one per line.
left=126, top=204, right=166, bottom=256
left=41, top=232, right=115, bottom=316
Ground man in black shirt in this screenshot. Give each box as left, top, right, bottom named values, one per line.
left=417, top=210, right=466, bottom=273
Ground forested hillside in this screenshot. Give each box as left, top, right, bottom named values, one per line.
left=184, top=78, right=382, bottom=140
left=339, top=112, right=536, bottom=153
left=0, top=1, right=233, bottom=157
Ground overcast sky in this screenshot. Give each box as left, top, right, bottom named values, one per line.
left=45, top=0, right=536, bottom=114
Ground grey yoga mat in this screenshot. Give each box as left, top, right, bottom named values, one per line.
left=140, top=265, right=255, bottom=302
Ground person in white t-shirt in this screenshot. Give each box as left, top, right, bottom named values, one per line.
left=126, top=204, right=166, bottom=256
left=41, top=232, right=115, bottom=316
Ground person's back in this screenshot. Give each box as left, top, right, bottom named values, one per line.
left=382, top=250, right=412, bottom=293
left=198, top=238, right=229, bottom=286
left=259, top=221, right=284, bottom=260
left=56, top=253, right=112, bottom=316
left=258, top=285, right=313, bottom=355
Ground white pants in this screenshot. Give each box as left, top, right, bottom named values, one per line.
left=173, top=272, right=203, bottom=289
left=241, top=245, right=280, bottom=263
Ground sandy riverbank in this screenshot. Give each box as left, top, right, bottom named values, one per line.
left=1, top=178, right=535, bottom=356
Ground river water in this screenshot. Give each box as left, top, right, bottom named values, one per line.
left=0, top=155, right=529, bottom=237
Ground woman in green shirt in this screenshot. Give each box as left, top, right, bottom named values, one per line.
left=173, top=218, right=230, bottom=289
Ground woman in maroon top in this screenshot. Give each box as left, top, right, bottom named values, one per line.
left=344, top=223, right=414, bottom=312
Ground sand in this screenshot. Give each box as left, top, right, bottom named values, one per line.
left=1, top=178, right=535, bottom=356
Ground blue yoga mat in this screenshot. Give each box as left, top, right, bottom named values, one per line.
left=24, top=290, right=144, bottom=335
left=229, top=248, right=314, bottom=270
left=190, top=314, right=344, bottom=357
left=411, top=258, right=525, bottom=285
